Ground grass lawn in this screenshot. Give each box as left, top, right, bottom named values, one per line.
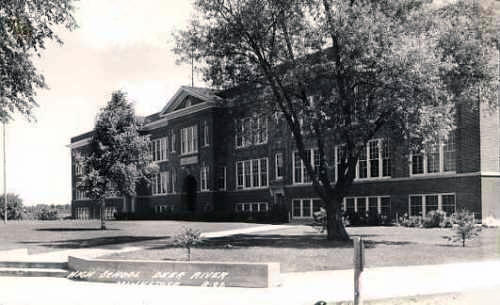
left=102, top=225, right=500, bottom=272
left=0, top=220, right=262, bottom=254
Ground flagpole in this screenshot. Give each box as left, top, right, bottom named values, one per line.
left=3, top=120, right=6, bottom=223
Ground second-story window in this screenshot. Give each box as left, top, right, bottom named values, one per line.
left=410, top=132, right=456, bottom=176
left=170, top=130, right=176, bottom=153
left=293, top=149, right=319, bottom=184
left=180, top=125, right=198, bottom=155
left=235, top=115, right=268, bottom=148
left=335, top=139, right=391, bottom=181
left=202, top=121, right=210, bottom=147
left=150, top=137, right=168, bottom=162
left=275, top=153, right=283, bottom=180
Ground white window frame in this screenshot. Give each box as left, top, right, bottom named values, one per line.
left=291, top=198, right=322, bottom=219
left=152, top=171, right=170, bottom=195
left=170, top=130, right=176, bottom=153
left=408, top=193, right=456, bottom=217
left=235, top=115, right=268, bottom=148
left=180, top=125, right=198, bottom=155
left=75, top=189, right=88, bottom=201
left=343, top=195, right=391, bottom=215
left=235, top=158, right=269, bottom=190
left=335, top=139, right=391, bottom=182
left=150, top=137, right=168, bottom=162
left=292, top=149, right=318, bottom=185
left=409, top=134, right=456, bottom=176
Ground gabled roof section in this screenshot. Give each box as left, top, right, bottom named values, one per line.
left=159, top=86, right=222, bottom=117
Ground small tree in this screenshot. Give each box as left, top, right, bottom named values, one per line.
left=447, top=210, right=481, bottom=247
left=75, top=91, right=158, bottom=230
left=174, top=227, right=203, bottom=261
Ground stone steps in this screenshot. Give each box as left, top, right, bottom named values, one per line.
left=0, top=261, right=67, bottom=269
left=0, top=261, right=69, bottom=278
left=0, top=267, right=69, bottom=278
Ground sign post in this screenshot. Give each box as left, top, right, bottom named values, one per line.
left=353, top=236, right=364, bottom=305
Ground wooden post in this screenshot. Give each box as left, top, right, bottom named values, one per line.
left=354, top=236, right=364, bottom=305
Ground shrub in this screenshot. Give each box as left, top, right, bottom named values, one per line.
left=423, top=210, right=447, bottom=228
left=173, top=227, right=203, bottom=261
left=399, top=214, right=423, bottom=228
left=446, top=210, right=481, bottom=247
left=36, top=208, right=60, bottom=220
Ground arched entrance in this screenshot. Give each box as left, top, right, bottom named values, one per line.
left=182, top=175, right=197, bottom=212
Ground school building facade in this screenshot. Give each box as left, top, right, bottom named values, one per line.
left=69, top=85, right=500, bottom=222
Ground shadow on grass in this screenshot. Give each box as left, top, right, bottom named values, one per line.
left=150, top=234, right=352, bottom=250
left=21, top=235, right=170, bottom=249
left=149, top=233, right=411, bottom=250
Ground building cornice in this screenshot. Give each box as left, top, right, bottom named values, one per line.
left=67, top=138, right=91, bottom=149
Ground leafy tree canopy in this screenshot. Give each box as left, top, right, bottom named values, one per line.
left=76, top=91, right=157, bottom=201
left=175, top=0, right=498, bottom=240
left=0, top=0, right=77, bottom=122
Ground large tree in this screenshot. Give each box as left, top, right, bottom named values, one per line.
left=75, top=91, right=157, bottom=229
left=175, top=0, right=498, bottom=240
left=0, top=0, right=77, bottom=122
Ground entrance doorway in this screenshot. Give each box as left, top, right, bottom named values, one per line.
left=183, top=175, right=197, bottom=212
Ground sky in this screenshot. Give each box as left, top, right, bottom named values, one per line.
left=0, top=0, right=202, bottom=205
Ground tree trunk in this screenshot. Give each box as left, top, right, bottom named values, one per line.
left=100, top=199, right=106, bottom=230
left=326, top=200, right=350, bottom=241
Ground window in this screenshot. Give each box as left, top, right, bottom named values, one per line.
left=358, top=146, right=368, bottom=178
left=357, top=197, right=367, bottom=213
left=443, top=133, right=456, bottom=172
left=235, top=202, right=268, bottom=213
left=152, top=172, right=172, bottom=195
left=335, top=139, right=391, bottom=181
left=291, top=198, right=323, bottom=219
left=256, top=116, right=268, bottom=144
left=235, top=158, right=269, bottom=189
left=180, top=125, right=198, bottom=155
left=410, top=132, right=456, bottom=175
left=409, top=193, right=456, bottom=216
left=237, top=162, right=244, bottom=188
left=442, top=194, right=456, bottom=215
left=75, top=189, right=88, bottom=200
left=170, top=130, right=176, bottom=152
left=200, top=165, right=209, bottom=191
left=75, top=207, right=89, bottom=220
left=104, top=207, right=116, bottom=220
left=293, top=149, right=319, bottom=184
left=343, top=196, right=391, bottom=215
left=425, top=195, right=439, bottom=212
left=412, top=154, right=424, bottom=174
left=275, top=153, right=284, bottom=180
left=409, top=196, right=423, bottom=216
left=155, top=205, right=174, bottom=214
left=216, top=166, right=226, bottom=190
left=369, top=140, right=379, bottom=178
left=235, top=115, right=268, bottom=148
left=202, top=121, right=209, bottom=147
left=150, top=137, right=168, bottom=162
left=75, top=163, right=84, bottom=176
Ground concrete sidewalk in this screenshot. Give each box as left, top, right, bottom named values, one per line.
left=0, top=260, right=499, bottom=305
